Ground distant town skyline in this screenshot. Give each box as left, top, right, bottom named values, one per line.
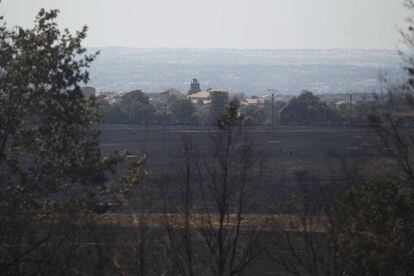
left=2, top=0, right=408, bottom=50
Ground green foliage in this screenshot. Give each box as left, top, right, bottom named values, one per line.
left=194, top=103, right=211, bottom=125
left=279, top=90, right=336, bottom=125
left=96, top=96, right=129, bottom=123
left=240, top=105, right=267, bottom=125
left=121, top=155, right=148, bottom=196
left=169, top=98, right=196, bottom=124
left=0, top=8, right=109, bottom=195
left=0, top=9, right=145, bottom=274
left=217, top=98, right=244, bottom=130
left=334, top=181, right=414, bottom=275
left=210, top=90, right=229, bottom=123
left=120, top=90, right=155, bottom=123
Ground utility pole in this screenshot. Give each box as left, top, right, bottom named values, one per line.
left=268, top=89, right=278, bottom=132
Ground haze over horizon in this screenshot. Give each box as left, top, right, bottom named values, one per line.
left=89, top=46, right=402, bottom=51
left=3, top=0, right=408, bottom=50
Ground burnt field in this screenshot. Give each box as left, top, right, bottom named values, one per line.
left=91, top=126, right=400, bottom=275
left=98, top=124, right=395, bottom=211
left=99, top=124, right=386, bottom=180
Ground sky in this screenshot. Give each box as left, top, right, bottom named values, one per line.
left=1, top=0, right=409, bottom=49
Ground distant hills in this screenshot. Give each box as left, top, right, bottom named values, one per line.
left=87, top=47, right=406, bottom=96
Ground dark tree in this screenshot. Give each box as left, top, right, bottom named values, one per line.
left=334, top=181, right=414, bottom=275
left=0, top=9, right=143, bottom=275
left=120, top=90, right=155, bottom=124
left=279, top=90, right=336, bottom=125
left=169, top=98, right=196, bottom=124
left=210, top=90, right=229, bottom=124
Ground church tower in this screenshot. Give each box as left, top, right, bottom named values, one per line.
left=188, top=78, right=201, bottom=95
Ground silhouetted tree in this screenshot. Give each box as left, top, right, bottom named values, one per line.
left=160, top=99, right=264, bottom=275
left=279, top=90, right=336, bottom=125
left=0, top=9, right=144, bottom=275
left=210, top=90, right=229, bottom=124
left=169, top=98, right=196, bottom=124
left=120, top=90, right=155, bottom=124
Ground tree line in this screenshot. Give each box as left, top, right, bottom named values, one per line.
left=97, top=88, right=401, bottom=127
left=96, top=89, right=230, bottom=125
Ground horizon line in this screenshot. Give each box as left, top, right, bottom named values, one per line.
left=86, top=45, right=405, bottom=51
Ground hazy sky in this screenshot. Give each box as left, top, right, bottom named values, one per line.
left=1, top=0, right=408, bottom=49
